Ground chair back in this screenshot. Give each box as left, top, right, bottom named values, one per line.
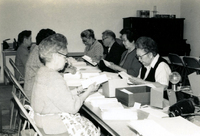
left=9, top=58, right=24, bottom=81
left=183, top=56, right=200, bottom=69
left=4, top=65, right=13, bottom=83
left=4, top=66, right=29, bottom=102
left=12, top=91, right=43, bottom=136
left=168, top=53, right=185, bottom=66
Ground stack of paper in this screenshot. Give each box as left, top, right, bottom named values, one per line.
left=101, top=108, right=138, bottom=120
left=98, top=102, right=124, bottom=111
left=89, top=98, right=118, bottom=107
left=85, top=92, right=105, bottom=102
left=128, top=119, right=175, bottom=136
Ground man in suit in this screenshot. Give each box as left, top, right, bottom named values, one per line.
left=98, top=30, right=126, bottom=72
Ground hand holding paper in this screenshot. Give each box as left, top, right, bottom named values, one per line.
left=82, top=55, right=97, bottom=66
left=81, top=74, right=108, bottom=89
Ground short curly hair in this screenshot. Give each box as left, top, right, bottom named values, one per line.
left=80, top=29, right=95, bottom=39
left=135, top=36, right=158, bottom=56
left=102, top=30, right=116, bottom=40
left=39, top=33, right=67, bottom=64
left=119, top=28, right=138, bottom=43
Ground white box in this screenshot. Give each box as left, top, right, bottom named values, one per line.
left=102, top=78, right=128, bottom=97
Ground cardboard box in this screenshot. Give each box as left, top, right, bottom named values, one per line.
left=102, top=79, right=129, bottom=97
left=116, top=85, right=150, bottom=107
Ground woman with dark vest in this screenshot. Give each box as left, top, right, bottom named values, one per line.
left=129, top=36, right=171, bottom=89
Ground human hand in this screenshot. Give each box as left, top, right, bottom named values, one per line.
left=64, top=66, right=77, bottom=74
left=87, top=82, right=100, bottom=92
left=128, top=77, right=144, bottom=85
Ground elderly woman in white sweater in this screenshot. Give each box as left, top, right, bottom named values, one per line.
left=31, top=33, right=100, bottom=136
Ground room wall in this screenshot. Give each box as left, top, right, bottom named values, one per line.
left=181, top=0, right=200, bottom=57
left=0, top=0, right=181, bottom=83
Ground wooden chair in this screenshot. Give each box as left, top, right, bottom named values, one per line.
left=4, top=65, right=29, bottom=132
left=183, top=56, right=200, bottom=74
left=168, top=53, right=187, bottom=85
left=9, top=58, right=24, bottom=84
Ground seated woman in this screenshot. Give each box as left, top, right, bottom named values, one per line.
left=15, top=30, right=32, bottom=80
left=105, top=28, right=142, bottom=77
left=31, top=33, right=100, bottom=136
left=80, top=29, right=104, bottom=63
left=129, top=36, right=171, bottom=89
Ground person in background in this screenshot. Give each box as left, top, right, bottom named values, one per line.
left=15, top=30, right=32, bottom=80
left=24, top=28, right=56, bottom=100
left=31, top=33, right=100, bottom=136
left=98, top=30, right=126, bottom=72
left=105, top=28, right=142, bottom=77
left=129, top=36, right=171, bottom=89
left=80, top=29, right=103, bottom=63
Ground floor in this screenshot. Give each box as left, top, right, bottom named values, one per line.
left=0, top=83, right=18, bottom=136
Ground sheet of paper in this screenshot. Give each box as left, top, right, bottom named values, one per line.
left=155, top=116, right=200, bottom=136
left=99, top=102, right=124, bottom=111
left=82, top=55, right=97, bottom=66
left=101, top=109, right=138, bottom=120
left=81, top=74, right=108, bottom=89
left=89, top=98, right=118, bottom=107
left=128, top=119, right=175, bottom=136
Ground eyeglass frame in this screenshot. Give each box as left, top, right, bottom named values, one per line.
left=136, top=52, right=149, bottom=60
left=57, top=52, right=68, bottom=58
left=102, top=36, right=109, bottom=41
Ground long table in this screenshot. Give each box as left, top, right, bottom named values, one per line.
left=81, top=100, right=136, bottom=136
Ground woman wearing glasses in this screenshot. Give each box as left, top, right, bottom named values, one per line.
left=105, top=28, right=142, bottom=77
left=80, top=29, right=104, bottom=63
left=31, top=33, right=100, bottom=136
left=129, top=36, right=171, bottom=89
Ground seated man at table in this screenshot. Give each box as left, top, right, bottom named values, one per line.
left=129, top=36, right=171, bottom=89
left=98, top=30, right=126, bottom=72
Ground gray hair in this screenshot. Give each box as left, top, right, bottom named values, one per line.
left=102, top=30, right=116, bottom=40
left=39, top=33, right=67, bottom=64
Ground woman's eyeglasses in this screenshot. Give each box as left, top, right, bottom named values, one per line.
left=57, top=52, right=68, bottom=58
left=136, top=52, right=149, bottom=60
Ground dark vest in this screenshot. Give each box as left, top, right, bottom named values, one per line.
left=140, top=56, right=169, bottom=82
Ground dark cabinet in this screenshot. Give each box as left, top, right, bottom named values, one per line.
left=123, top=17, right=187, bottom=56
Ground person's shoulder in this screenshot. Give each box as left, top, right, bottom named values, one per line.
left=30, top=44, right=37, bottom=51
left=95, top=40, right=103, bottom=46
